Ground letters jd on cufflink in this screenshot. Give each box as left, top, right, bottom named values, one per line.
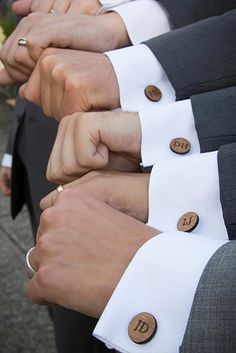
left=128, top=312, right=158, bottom=344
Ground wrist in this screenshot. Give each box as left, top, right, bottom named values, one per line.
left=103, top=12, right=131, bottom=50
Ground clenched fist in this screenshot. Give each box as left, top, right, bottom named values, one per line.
left=18, top=48, right=120, bottom=119
left=47, top=111, right=141, bottom=182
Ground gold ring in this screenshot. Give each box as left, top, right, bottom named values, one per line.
left=57, top=185, right=64, bottom=193
left=17, top=37, right=28, bottom=46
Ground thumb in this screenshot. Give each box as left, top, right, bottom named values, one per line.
left=0, top=68, right=16, bottom=85
left=77, top=132, right=109, bottom=171
left=12, top=0, right=32, bottom=16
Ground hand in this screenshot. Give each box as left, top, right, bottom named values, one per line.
left=41, top=170, right=150, bottom=223
left=0, top=12, right=129, bottom=84
left=12, top=0, right=101, bottom=16
left=47, top=111, right=141, bottom=182
left=0, top=167, right=12, bottom=196
left=18, top=48, right=120, bottom=119
left=27, top=189, right=159, bottom=317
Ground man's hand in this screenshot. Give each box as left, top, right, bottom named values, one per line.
left=47, top=111, right=141, bottom=182
left=12, top=0, right=101, bottom=16
left=41, top=171, right=150, bottom=223
left=0, top=12, right=129, bottom=84
left=17, top=48, right=120, bottom=119
left=27, top=189, right=159, bottom=317
left=0, top=167, right=12, bottom=196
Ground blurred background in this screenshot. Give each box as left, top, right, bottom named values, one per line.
left=0, top=1, right=56, bottom=352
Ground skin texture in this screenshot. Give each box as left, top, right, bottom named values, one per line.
left=0, top=167, right=11, bottom=196
left=12, top=0, right=102, bottom=16
left=15, top=48, right=120, bottom=119
left=47, top=111, right=141, bottom=183
left=41, top=170, right=150, bottom=223
left=0, top=12, right=130, bottom=84
left=27, top=189, right=159, bottom=318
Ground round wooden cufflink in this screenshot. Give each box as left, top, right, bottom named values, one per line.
left=145, top=85, right=162, bottom=102
left=177, top=212, right=199, bottom=232
left=170, top=138, right=191, bottom=155
left=128, top=312, right=157, bottom=344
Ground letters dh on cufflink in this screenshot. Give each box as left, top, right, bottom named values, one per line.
left=128, top=312, right=158, bottom=345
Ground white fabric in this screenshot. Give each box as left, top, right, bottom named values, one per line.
left=99, top=0, right=131, bottom=13
left=112, top=0, right=170, bottom=45
left=94, top=232, right=227, bottom=353
left=148, top=152, right=228, bottom=240
left=106, top=44, right=175, bottom=112
left=140, top=99, right=200, bottom=167
left=1, top=153, right=12, bottom=168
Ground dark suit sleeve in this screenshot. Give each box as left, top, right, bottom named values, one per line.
left=159, top=0, right=236, bottom=28
left=191, top=87, right=236, bottom=152
left=4, top=130, right=13, bottom=155
left=144, top=10, right=236, bottom=100
left=180, top=241, right=236, bottom=353
left=218, top=143, right=236, bottom=240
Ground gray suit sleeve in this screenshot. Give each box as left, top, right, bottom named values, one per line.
left=180, top=241, right=236, bottom=353
left=159, top=0, right=236, bottom=28
left=218, top=143, right=236, bottom=240
left=144, top=10, right=236, bottom=100
left=191, top=87, right=236, bottom=152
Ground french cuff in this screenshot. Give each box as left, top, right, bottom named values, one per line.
left=148, top=152, right=228, bottom=240
left=140, top=99, right=200, bottom=167
left=105, top=44, right=175, bottom=112
left=99, top=0, right=131, bottom=13
left=111, top=0, right=170, bottom=45
left=94, top=233, right=227, bottom=353
left=1, top=153, right=12, bottom=168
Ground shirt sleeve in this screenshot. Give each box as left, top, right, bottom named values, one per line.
left=105, top=44, right=175, bottom=111
left=1, top=153, right=12, bottom=168
left=107, top=0, right=170, bottom=45
left=140, top=99, right=200, bottom=167
left=148, top=152, right=228, bottom=240
left=94, top=232, right=227, bottom=353
left=99, top=0, right=132, bottom=12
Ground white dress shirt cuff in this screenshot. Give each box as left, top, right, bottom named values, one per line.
left=148, top=152, right=228, bottom=240
left=1, top=153, right=12, bottom=168
left=140, top=99, right=200, bottom=166
left=99, top=0, right=131, bottom=13
left=94, top=233, right=227, bottom=353
left=111, top=0, right=170, bottom=45
left=105, top=44, right=175, bottom=111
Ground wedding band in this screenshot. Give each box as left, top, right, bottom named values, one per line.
left=17, top=37, right=28, bottom=46
left=50, top=9, right=56, bottom=13
left=57, top=185, right=64, bottom=193
left=26, top=247, right=37, bottom=279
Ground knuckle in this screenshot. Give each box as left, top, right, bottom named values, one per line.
left=40, top=54, right=56, bottom=71
left=65, top=77, right=80, bottom=94
left=14, top=50, right=26, bottom=64
left=51, top=64, right=66, bottom=82
left=40, top=207, right=61, bottom=226
left=35, top=266, right=53, bottom=292
left=37, top=234, right=52, bottom=253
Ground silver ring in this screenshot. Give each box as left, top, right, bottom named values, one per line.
left=26, top=247, right=37, bottom=279
left=17, top=37, right=28, bottom=46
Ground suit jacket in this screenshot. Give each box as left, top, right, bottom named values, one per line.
left=180, top=240, right=236, bottom=353
left=159, top=0, right=236, bottom=28
left=145, top=10, right=236, bottom=100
